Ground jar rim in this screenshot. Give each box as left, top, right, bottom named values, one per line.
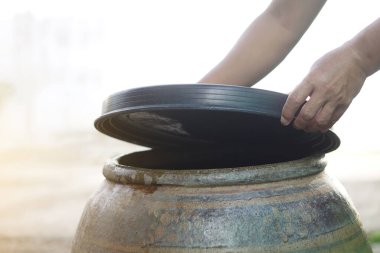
left=103, top=153, right=326, bottom=186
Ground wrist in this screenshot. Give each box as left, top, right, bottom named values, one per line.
left=343, top=40, right=372, bottom=78
left=345, top=18, right=380, bottom=77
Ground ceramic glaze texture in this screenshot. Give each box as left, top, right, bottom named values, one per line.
left=71, top=154, right=372, bottom=253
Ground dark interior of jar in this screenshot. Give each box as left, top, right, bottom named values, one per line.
left=117, top=147, right=311, bottom=170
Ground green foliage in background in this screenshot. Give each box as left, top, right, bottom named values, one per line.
left=369, top=231, right=380, bottom=244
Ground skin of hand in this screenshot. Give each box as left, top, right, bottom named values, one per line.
left=281, top=18, right=380, bottom=132
left=281, top=45, right=367, bottom=132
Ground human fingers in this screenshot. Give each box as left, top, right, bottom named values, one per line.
left=281, top=81, right=314, bottom=126
left=292, top=93, right=327, bottom=130
left=318, top=105, right=348, bottom=132
left=303, top=99, right=351, bottom=133
left=308, top=102, right=336, bottom=132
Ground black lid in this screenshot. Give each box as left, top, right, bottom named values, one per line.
left=95, top=84, right=340, bottom=159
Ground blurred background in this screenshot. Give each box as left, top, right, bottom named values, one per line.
left=0, top=0, right=379, bottom=252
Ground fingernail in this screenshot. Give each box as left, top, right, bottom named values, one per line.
left=281, top=116, right=290, bottom=126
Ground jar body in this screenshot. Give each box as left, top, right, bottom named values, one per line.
left=71, top=155, right=372, bottom=253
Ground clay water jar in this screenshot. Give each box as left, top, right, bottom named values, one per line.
left=72, top=84, right=372, bottom=252
left=71, top=149, right=372, bottom=253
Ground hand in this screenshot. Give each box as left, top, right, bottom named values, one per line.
left=281, top=44, right=368, bottom=132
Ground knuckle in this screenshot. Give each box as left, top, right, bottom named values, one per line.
left=306, top=74, right=322, bottom=87
left=293, top=118, right=306, bottom=130
left=340, top=98, right=352, bottom=107
left=314, top=79, right=336, bottom=94
left=300, top=110, right=314, bottom=121
left=323, top=82, right=335, bottom=92
left=293, top=123, right=303, bottom=130
left=288, top=92, right=305, bottom=105
left=334, top=93, right=345, bottom=103
left=316, top=118, right=330, bottom=128
left=318, top=86, right=334, bottom=99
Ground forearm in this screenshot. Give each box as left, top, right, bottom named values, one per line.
left=346, top=18, right=380, bottom=77
left=199, top=0, right=326, bottom=87
left=199, top=12, right=299, bottom=86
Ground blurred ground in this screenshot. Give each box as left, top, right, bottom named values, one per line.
left=0, top=135, right=379, bottom=252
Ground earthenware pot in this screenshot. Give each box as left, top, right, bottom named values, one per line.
left=71, top=150, right=372, bottom=253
